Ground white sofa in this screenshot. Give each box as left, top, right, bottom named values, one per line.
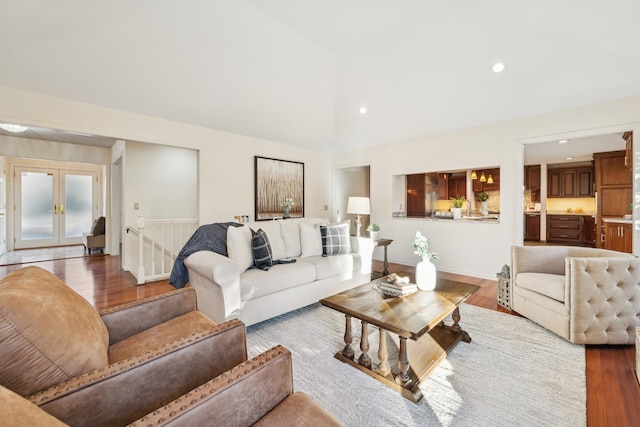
left=511, top=245, right=640, bottom=344
left=185, top=217, right=374, bottom=326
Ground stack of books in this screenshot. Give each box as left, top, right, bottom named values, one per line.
left=379, top=280, right=418, bottom=296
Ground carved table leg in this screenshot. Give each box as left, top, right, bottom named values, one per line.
left=375, top=328, right=390, bottom=376
left=342, top=315, right=354, bottom=359
left=382, top=246, right=390, bottom=275
left=358, top=321, right=371, bottom=369
left=451, top=307, right=472, bottom=343
left=395, top=336, right=411, bottom=385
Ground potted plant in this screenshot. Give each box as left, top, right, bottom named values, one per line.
left=478, top=191, right=489, bottom=215
left=280, top=197, right=294, bottom=218
left=366, top=223, right=380, bottom=240
left=412, top=231, right=438, bottom=290
left=450, top=195, right=466, bottom=220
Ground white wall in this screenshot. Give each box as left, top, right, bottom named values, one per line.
left=0, top=85, right=333, bottom=242
left=334, top=96, right=640, bottom=279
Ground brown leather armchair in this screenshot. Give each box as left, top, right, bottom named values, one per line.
left=130, top=345, right=342, bottom=427
left=0, top=266, right=248, bottom=427
left=2, top=346, right=342, bottom=427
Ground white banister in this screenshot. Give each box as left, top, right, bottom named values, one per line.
left=127, top=217, right=198, bottom=285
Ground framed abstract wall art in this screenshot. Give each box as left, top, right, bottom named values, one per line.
left=254, top=156, right=304, bottom=220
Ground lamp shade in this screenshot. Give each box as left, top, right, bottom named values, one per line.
left=347, top=197, right=370, bottom=215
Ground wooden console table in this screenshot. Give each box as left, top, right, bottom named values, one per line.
left=371, top=238, right=393, bottom=279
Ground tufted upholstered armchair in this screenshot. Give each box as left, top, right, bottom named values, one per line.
left=0, top=266, right=248, bottom=426
left=511, top=245, right=640, bottom=344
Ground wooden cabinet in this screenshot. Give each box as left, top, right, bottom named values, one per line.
left=472, top=168, right=499, bottom=192
left=524, top=213, right=540, bottom=241
left=547, top=165, right=593, bottom=198
left=406, top=174, right=426, bottom=217
left=582, top=215, right=596, bottom=246
left=547, top=215, right=581, bottom=243
left=594, top=151, right=632, bottom=248
left=623, top=131, right=633, bottom=170
left=546, top=214, right=597, bottom=246
left=448, top=174, right=466, bottom=199
left=604, top=222, right=632, bottom=253
left=524, top=165, right=541, bottom=202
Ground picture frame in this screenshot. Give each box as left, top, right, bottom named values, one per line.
left=255, top=156, right=304, bottom=221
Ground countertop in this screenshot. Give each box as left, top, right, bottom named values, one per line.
left=602, top=217, right=633, bottom=224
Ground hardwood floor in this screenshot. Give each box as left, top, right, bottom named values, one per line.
left=0, top=255, right=637, bottom=425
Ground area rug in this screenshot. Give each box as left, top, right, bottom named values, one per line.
left=247, top=303, right=586, bottom=427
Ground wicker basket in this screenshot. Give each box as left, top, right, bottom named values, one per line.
left=496, top=272, right=511, bottom=310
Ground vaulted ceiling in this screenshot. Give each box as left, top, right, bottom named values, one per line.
left=1, top=1, right=639, bottom=153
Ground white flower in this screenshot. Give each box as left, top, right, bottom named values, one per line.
left=412, top=231, right=438, bottom=260
left=281, top=198, right=294, bottom=210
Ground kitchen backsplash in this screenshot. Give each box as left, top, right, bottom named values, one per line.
left=546, top=197, right=596, bottom=214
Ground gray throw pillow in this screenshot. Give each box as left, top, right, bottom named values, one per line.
left=251, top=229, right=273, bottom=270
left=320, top=222, right=351, bottom=257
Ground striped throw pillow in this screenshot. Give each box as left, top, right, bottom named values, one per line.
left=251, top=229, right=273, bottom=270
left=320, top=222, right=351, bottom=257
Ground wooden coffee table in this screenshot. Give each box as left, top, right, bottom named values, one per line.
left=319, top=272, right=479, bottom=403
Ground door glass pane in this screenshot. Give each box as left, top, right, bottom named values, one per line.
left=64, top=174, right=93, bottom=238
left=21, top=171, right=53, bottom=240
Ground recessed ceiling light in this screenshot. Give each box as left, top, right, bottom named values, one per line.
left=491, top=62, right=506, bottom=73
left=0, top=123, right=28, bottom=133
left=565, top=157, right=574, bottom=160
left=358, top=106, right=367, bottom=114
left=558, top=139, right=569, bottom=144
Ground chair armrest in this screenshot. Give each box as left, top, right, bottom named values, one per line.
left=185, top=251, right=241, bottom=323
left=129, top=345, right=293, bottom=427
left=567, top=256, right=640, bottom=344
left=30, top=319, right=248, bottom=427
left=100, top=287, right=198, bottom=345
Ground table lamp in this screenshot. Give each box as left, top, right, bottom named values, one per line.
left=347, top=197, right=370, bottom=237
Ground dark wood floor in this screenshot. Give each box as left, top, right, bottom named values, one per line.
left=1, top=255, right=638, bottom=426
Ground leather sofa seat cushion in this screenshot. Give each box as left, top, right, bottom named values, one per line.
left=1, top=385, right=68, bottom=427
left=302, top=254, right=360, bottom=281
left=0, top=266, right=109, bottom=396
left=108, top=311, right=217, bottom=363
left=515, top=272, right=566, bottom=302
left=253, top=391, right=342, bottom=427
left=241, top=262, right=316, bottom=300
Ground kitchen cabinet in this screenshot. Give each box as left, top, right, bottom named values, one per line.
left=594, top=151, right=632, bottom=248
left=581, top=215, right=596, bottom=246
left=604, top=222, right=632, bottom=253
left=524, top=165, right=541, bottom=202
left=406, top=174, right=426, bottom=217
left=547, top=215, right=581, bottom=243
left=524, top=213, right=540, bottom=241
left=547, top=165, right=593, bottom=198
left=623, top=131, right=633, bottom=170
left=472, top=168, right=499, bottom=192
left=448, top=175, right=466, bottom=199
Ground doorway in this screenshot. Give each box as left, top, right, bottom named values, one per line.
left=333, top=164, right=371, bottom=232
left=13, top=165, right=100, bottom=249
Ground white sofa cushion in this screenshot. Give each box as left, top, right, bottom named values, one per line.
left=300, top=222, right=324, bottom=257
left=240, top=261, right=317, bottom=300
left=515, top=272, right=566, bottom=302
left=227, top=225, right=253, bottom=273
left=279, top=219, right=302, bottom=258
left=302, top=254, right=360, bottom=281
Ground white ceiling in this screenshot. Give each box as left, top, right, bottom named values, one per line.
left=1, top=1, right=639, bottom=155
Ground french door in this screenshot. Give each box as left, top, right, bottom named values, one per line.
left=14, top=167, right=99, bottom=249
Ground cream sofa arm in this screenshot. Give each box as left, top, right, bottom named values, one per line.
left=351, top=236, right=374, bottom=275
left=566, top=256, right=640, bottom=344
left=184, top=251, right=241, bottom=324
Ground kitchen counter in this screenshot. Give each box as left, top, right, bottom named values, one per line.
left=546, top=210, right=595, bottom=216
left=602, top=217, right=633, bottom=224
